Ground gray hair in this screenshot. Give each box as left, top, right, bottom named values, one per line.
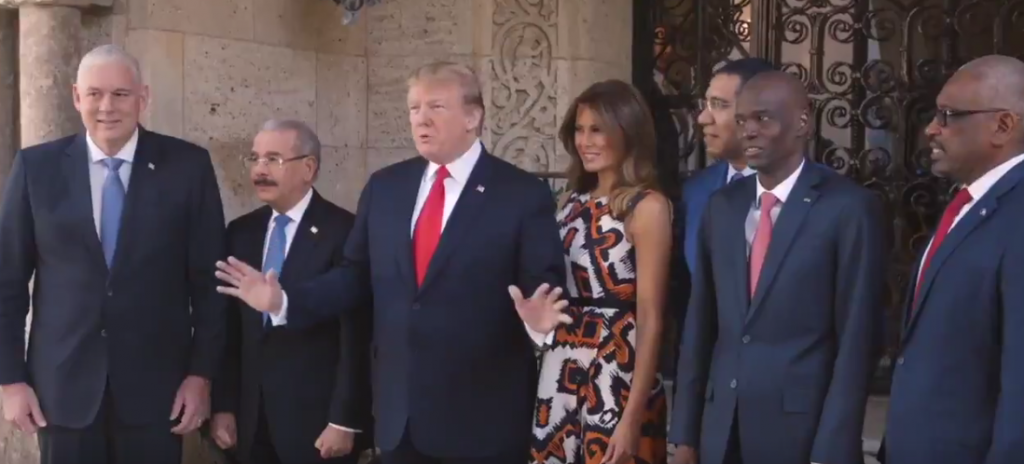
left=260, top=119, right=322, bottom=177
left=77, top=44, right=143, bottom=87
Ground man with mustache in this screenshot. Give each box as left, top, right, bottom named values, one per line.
left=209, top=119, right=373, bottom=464
left=669, top=71, right=887, bottom=464
left=880, top=55, right=1024, bottom=464
left=214, top=62, right=567, bottom=464
left=0, top=45, right=226, bottom=464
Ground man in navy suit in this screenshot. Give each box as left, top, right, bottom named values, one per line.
left=214, top=62, right=566, bottom=464
left=669, top=71, right=887, bottom=464
left=679, top=58, right=775, bottom=276
left=881, top=55, right=1024, bottom=464
left=0, top=45, right=226, bottom=464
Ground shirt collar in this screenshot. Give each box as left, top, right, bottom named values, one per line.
left=727, top=164, right=756, bottom=180
left=270, top=188, right=314, bottom=225
left=965, top=152, right=1024, bottom=200
left=423, top=139, right=482, bottom=185
left=755, top=158, right=805, bottom=207
left=87, top=127, right=139, bottom=164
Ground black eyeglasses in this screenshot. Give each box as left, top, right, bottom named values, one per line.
left=241, top=154, right=311, bottom=169
left=933, top=108, right=1008, bottom=127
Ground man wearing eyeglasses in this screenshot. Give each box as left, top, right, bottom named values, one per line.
left=209, top=119, right=373, bottom=464
left=880, top=55, right=1024, bottom=464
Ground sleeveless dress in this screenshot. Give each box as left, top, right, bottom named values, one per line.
left=530, top=191, right=668, bottom=464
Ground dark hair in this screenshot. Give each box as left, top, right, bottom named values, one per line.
left=559, top=79, right=660, bottom=219
left=713, top=58, right=776, bottom=88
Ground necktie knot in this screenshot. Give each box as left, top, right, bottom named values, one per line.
left=273, top=214, right=292, bottom=229
left=759, top=191, right=779, bottom=212
left=729, top=172, right=745, bottom=184
left=947, top=188, right=973, bottom=214
left=104, top=157, right=125, bottom=173
left=433, top=165, right=450, bottom=185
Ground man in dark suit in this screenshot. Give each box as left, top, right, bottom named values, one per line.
left=881, top=55, right=1024, bottom=464
left=680, top=58, right=774, bottom=275
left=669, top=71, right=887, bottom=464
left=209, top=120, right=373, bottom=464
left=0, top=45, right=226, bottom=464
left=214, top=62, right=566, bottom=464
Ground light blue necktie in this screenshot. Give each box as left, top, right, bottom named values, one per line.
left=262, top=214, right=291, bottom=328
left=100, top=158, right=126, bottom=268
left=729, top=171, right=745, bottom=184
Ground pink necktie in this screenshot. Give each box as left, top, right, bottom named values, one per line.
left=749, top=192, right=778, bottom=297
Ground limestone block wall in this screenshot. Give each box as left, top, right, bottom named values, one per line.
left=0, top=0, right=631, bottom=463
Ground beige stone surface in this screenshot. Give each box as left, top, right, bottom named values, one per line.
left=252, top=0, right=366, bottom=56
left=126, top=28, right=185, bottom=138
left=0, top=0, right=110, bottom=7
left=127, top=0, right=254, bottom=41
left=366, top=147, right=417, bottom=174
left=365, top=0, right=477, bottom=57
left=0, top=9, right=17, bottom=191
left=183, top=35, right=317, bottom=144
left=80, top=10, right=126, bottom=51
left=315, top=146, right=366, bottom=212
left=316, top=53, right=367, bottom=148
left=18, top=5, right=83, bottom=147
left=556, top=0, right=631, bottom=66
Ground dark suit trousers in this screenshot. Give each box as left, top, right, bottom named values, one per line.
left=249, top=398, right=360, bottom=464
left=381, top=423, right=523, bottom=464
left=37, top=382, right=182, bottom=464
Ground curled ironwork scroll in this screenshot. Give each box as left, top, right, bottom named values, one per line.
left=637, top=0, right=1024, bottom=390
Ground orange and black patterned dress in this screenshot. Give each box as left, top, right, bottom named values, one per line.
left=530, top=191, right=668, bottom=464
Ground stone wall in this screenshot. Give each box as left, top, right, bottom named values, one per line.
left=0, top=0, right=632, bottom=462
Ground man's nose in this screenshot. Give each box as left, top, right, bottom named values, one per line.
left=696, top=108, right=714, bottom=126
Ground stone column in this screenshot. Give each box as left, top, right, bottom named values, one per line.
left=0, top=8, right=16, bottom=191
left=0, top=0, right=112, bottom=148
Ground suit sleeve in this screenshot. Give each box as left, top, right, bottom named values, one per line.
left=329, top=217, right=374, bottom=431
left=985, top=236, right=1024, bottom=463
left=516, top=179, right=565, bottom=302
left=211, top=222, right=242, bottom=415
left=284, top=178, right=374, bottom=330
left=668, top=196, right=718, bottom=447
left=187, top=149, right=229, bottom=380
left=810, top=193, right=887, bottom=464
left=0, top=151, right=36, bottom=385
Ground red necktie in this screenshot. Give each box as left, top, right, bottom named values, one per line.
left=914, top=188, right=974, bottom=299
left=749, top=192, right=778, bottom=297
left=413, top=166, right=449, bottom=286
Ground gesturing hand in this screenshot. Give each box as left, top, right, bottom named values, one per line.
left=215, top=257, right=284, bottom=314
left=508, top=283, right=572, bottom=335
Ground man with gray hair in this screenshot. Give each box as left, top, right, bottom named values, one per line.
left=209, top=119, right=373, bottom=464
left=0, top=44, right=227, bottom=463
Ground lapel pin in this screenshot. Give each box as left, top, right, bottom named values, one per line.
left=476, top=185, right=485, bottom=193
left=980, top=208, right=987, bottom=216
left=148, top=163, right=155, bottom=170
left=310, top=226, right=319, bottom=234
left=803, top=197, right=811, bottom=202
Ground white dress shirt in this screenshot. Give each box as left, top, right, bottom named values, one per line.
left=916, top=152, right=1024, bottom=277
left=87, top=128, right=139, bottom=234
left=728, top=164, right=757, bottom=182
left=270, top=140, right=483, bottom=326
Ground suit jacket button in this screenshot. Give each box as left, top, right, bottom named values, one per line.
left=107, top=290, right=113, bottom=296
left=100, top=329, right=107, bottom=337
left=896, top=356, right=905, bottom=365
left=412, top=303, right=420, bottom=310
left=741, top=335, right=751, bottom=344
left=730, top=379, right=737, bottom=389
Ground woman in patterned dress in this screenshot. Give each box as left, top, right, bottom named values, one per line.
left=516, top=79, right=673, bottom=464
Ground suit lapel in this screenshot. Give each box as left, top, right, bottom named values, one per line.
left=62, top=135, right=107, bottom=271
left=418, top=153, right=495, bottom=293
left=903, top=162, right=1024, bottom=339
left=724, top=179, right=755, bottom=314
left=747, top=164, right=822, bottom=324
left=395, top=158, right=429, bottom=290
left=109, top=128, right=164, bottom=275
left=280, top=191, right=325, bottom=280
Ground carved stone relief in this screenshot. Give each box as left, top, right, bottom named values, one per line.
left=488, top=0, right=558, bottom=174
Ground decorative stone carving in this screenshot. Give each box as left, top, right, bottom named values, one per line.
left=489, top=0, right=557, bottom=174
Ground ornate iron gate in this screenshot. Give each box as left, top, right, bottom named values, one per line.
left=635, top=0, right=1024, bottom=390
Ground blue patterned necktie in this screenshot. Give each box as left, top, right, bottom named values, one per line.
left=100, top=158, right=127, bottom=268
left=262, top=214, right=292, bottom=328
left=729, top=171, right=745, bottom=184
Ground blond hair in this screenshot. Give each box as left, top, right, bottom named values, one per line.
left=408, top=61, right=485, bottom=135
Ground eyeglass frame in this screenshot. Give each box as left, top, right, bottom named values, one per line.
left=241, top=153, right=313, bottom=169
left=933, top=107, right=1014, bottom=127
left=696, top=97, right=732, bottom=112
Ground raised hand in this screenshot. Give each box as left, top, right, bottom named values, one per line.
left=215, top=256, right=284, bottom=314
left=508, top=283, right=572, bottom=335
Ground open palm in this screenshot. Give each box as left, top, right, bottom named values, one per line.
left=215, top=256, right=284, bottom=314
left=509, top=283, right=572, bottom=335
